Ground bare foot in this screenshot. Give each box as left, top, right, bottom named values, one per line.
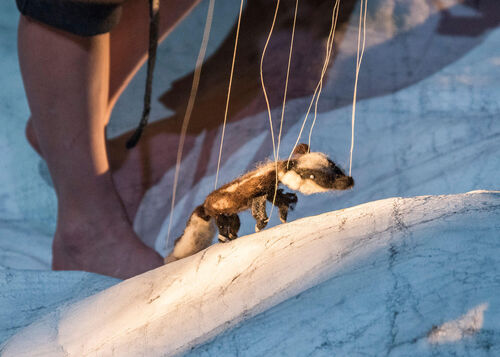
left=27, top=116, right=163, bottom=278
left=52, top=204, right=163, bottom=279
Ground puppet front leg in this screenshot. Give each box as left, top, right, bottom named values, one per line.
left=270, top=189, right=298, bottom=223
left=251, top=195, right=269, bottom=232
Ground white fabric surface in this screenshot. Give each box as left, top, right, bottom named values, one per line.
left=0, top=0, right=499, bottom=354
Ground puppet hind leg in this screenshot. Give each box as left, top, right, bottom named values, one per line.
left=252, top=195, right=269, bottom=232
left=215, top=214, right=240, bottom=243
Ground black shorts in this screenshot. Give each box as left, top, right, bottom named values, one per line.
left=16, top=0, right=125, bottom=36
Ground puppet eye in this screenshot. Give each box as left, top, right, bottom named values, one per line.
left=309, top=174, right=315, bottom=180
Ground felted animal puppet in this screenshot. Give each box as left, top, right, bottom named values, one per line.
left=164, top=144, right=354, bottom=263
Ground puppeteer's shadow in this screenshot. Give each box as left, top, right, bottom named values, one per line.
left=108, top=0, right=500, bottom=220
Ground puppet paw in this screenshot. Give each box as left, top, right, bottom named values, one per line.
left=279, top=206, right=288, bottom=223
left=284, top=193, right=298, bottom=209
left=255, top=219, right=269, bottom=232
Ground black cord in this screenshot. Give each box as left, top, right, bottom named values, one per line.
left=126, top=0, right=160, bottom=149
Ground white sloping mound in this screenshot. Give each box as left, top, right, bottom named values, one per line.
left=1, top=191, right=499, bottom=356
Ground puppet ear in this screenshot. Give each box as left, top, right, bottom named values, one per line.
left=286, top=159, right=296, bottom=170
left=293, top=143, right=309, bottom=156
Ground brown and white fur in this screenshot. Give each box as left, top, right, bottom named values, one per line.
left=164, top=144, right=354, bottom=263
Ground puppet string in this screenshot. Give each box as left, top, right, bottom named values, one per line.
left=166, top=0, right=216, bottom=249
left=349, top=0, right=367, bottom=176
left=287, top=0, right=340, bottom=163
left=260, top=0, right=281, bottom=163
left=308, top=0, right=340, bottom=148
left=214, top=0, right=245, bottom=189
left=269, top=0, right=299, bottom=220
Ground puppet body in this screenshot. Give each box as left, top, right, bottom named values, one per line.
left=165, top=144, right=354, bottom=263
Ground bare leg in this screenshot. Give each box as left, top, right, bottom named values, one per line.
left=108, top=0, right=202, bottom=113
left=19, top=0, right=201, bottom=278
left=25, top=0, right=202, bottom=154
left=18, top=16, right=162, bottom=279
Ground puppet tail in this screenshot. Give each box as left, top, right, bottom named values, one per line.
left=164, top=205, right=216, bottom=264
